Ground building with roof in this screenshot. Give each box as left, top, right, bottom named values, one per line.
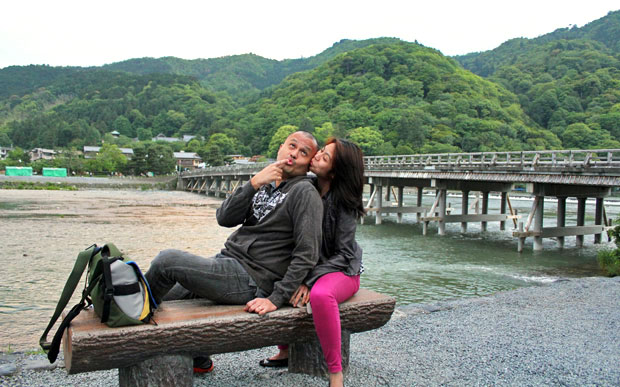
left=83, top=146, right=134, bottom=159
left=173, top=151, right=202, bottom=170
left=30, top=148, right=56, bottom=161
left=152, top=133, right=200, bottom=143
left=0, top=146, right=12, bottom=160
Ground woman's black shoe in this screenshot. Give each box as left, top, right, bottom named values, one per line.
left=259, top=358, right=288, bottom=367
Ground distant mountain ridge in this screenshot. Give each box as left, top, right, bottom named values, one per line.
left=102, top=38, right=404, bottom=97
left=454, top=10, right=620, bottom=147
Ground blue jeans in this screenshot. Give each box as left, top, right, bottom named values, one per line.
left=145, top=249, right=259, bottom=305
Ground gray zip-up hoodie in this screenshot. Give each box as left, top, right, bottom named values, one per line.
left=216, top=176, right=322, bottom=307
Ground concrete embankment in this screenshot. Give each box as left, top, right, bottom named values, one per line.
left=0, top=175, right=178, bottom=190
left=1, top=276, right=618, bottom=386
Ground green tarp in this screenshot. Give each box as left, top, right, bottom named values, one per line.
left=42, top=168, right=67, bottom=177
left=5, top=166, right=33, bottom=176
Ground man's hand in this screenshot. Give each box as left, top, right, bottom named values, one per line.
left=250, top=160, right=288, bottom=189
left=244, top=297, right=277, bottom=316
left=290, top=284, right=310, bottom=308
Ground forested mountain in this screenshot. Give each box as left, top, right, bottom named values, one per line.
left=231, top=42, right=553, bottom=155
left=103, top=38, right=402, bottom=99
left=0, top=65, right=80, bottom=99
left=1, top=70, right=237, bottom=150
left=456, top=10, right=620, bottom=148
left=1, top=10, right=619, bottom=160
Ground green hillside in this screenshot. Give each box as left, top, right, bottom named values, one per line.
left=102, top=38, right=402, bottom=99
left=232, top=42, right=555, bottom=155
left=2, top=70, right=236, bottom=150
left=456, top=10, right=620, bottom=148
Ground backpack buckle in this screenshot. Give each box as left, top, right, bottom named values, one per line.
left=104, top=287, right=114, bottom=301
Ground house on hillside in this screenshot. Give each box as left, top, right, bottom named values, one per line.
left=30, top=148, right=56, bottom=161
left=0, top=147, right=12, bottom=159
left=152, top=133, right=200, bottom=143
left=83, top=146, right=134, bottom=160
left=173, top=151, right=202, bottom=170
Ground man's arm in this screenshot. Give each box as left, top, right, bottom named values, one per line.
left=216, top=182, right=257, bottom=227
left=216, top=160, right=288, bottom=227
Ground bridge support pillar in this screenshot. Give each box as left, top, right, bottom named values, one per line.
left=376, top=185, right=383, bottom=225
left=533, top=196, right=544, bottom=251
left=461, top=191, right=469, bottom=233
left=557, top=197, right=566, bottom=248
left=397, top=187, right=404, bottom=224
left=500, top=192, right=507, bottom=231
left=576, top=198, right=586, bottom=248
left=225, top=178, right=232, bottom=197
left=517, top=222, right=525, bottom=253
left=416, top=188, right=423, bottom=223
left=438, top=189, right=446, bottom=236
left=594, top=198, right=604, bottom=244
left=481, top=191, right=489, bottom=232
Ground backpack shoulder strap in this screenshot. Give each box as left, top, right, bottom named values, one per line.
left=39, top=244, right=99, bottom=353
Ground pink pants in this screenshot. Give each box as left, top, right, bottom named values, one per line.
left=279, top=272, right=360, bottom=373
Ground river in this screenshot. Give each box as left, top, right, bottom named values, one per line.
left=0, top=189, right=617, bottom=351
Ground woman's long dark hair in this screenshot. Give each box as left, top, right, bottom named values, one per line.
left=326, top=137, right=366, bottom=218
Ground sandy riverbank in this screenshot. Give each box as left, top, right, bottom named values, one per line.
left=0, top=189, right=232, bottom=351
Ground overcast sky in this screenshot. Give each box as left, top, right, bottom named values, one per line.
left=1, top=0, right=618, bottom=69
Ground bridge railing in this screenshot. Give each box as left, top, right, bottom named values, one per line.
left=364, top=149, right=620, bottom=170
left=180, top=149, right=620, bottom=177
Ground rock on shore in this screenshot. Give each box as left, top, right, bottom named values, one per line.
left=1, top=277, right=618, bottom=386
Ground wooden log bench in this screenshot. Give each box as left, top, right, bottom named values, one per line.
left=62, top=288, right=395, bottom=387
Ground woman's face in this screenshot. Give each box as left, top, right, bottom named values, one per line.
left=310, top=142, right=336, bottom=179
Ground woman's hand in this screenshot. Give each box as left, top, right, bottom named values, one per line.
left=290, top=284, right=310, bottom=307
left=244, top=298, right=277, bottom=316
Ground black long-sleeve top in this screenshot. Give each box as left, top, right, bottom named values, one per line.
left=304, top=190, right=363, bottom=287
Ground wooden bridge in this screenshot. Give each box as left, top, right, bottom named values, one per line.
left=178, top=149, right=620, bottom=252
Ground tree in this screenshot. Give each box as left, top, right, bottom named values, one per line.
left=185, top=139, right=201, bottom=153
left=267, top=125, right=298, bottom=158
left=95, top=143, right=127, bottom=174
left=314, top=122, right=335, bottom=146
left=347, top=127, right=384, bottom=156
left=54, top=149, right=84, bottom=175
left=127, top=145, right=149, bottom=175
left=7, top=147, right=30, bottom=165
left=145, top=143, right=175, bottom=175
left=203, top=143, right=226, bottom=166
left=113, top=115, right=133, bottom=137
left=207, top=133, right=237, bottom=155
left=0, top=131, right=11, bottom=147
left=137, top=127, right=153, bottom=141
left=561, top=123, right=596, bottom=149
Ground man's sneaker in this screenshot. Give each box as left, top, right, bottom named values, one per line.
left=193, top=356, right=214, bottom=373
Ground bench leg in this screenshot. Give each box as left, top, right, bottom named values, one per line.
left=289, top=330, right=350, bottom=378
left=118, top=354, right=192, bottom=387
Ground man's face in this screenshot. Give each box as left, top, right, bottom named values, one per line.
left=277, top=132, right=318, bottom=178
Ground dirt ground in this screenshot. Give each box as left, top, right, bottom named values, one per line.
left=0, top=189, right=232, bottom=351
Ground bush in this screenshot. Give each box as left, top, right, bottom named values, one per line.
left=597, top=250, right=620, bottom=277
left=597, top=219, right=620, bottom=277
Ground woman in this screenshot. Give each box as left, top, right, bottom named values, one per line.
left=259, top=137, right=365, bottom=387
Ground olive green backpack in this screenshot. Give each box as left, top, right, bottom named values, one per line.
left=40, top=243, right=157, bottom=363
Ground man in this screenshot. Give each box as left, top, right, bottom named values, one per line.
left=145, top=131, right=323, bottom=372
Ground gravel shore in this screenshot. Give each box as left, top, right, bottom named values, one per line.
left=1, top=276, right=618, bottom=386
